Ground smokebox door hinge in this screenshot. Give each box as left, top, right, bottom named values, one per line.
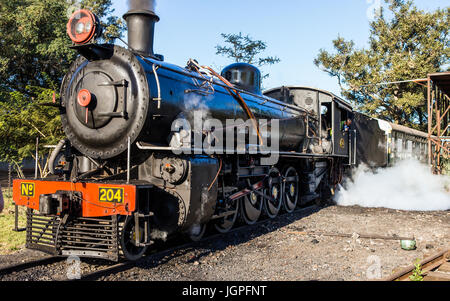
left=97, top=79, right=129, bottom=119
left=98, top=79, right=128, bottom=87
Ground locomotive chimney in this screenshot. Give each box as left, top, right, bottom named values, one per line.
left=123, top=0, right=159, bottom=57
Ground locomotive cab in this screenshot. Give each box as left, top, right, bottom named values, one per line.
left=325, top=95, right=353, bottom=159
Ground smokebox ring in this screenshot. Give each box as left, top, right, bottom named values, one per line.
left=123, top=9, right=160, bottom=22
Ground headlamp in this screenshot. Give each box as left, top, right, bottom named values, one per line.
left=67, top=9, right=101, bottom=45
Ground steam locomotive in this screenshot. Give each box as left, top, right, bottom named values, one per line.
left=12, top=8, right=430, bottom=261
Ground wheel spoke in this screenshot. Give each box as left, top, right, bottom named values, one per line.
left=120, top=217, right=149, bottom=261
left=283, top=167, right=299, bottom=213
left=267, top=198, right=278, bottom=213
left=215, top=198, right=239, bottom=233
left=241, top=193, right=263, bottom=225
left=264, top=167, right=283, bottom=219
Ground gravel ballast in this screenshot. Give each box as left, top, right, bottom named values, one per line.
left=0, top=204, right=448, bottom=281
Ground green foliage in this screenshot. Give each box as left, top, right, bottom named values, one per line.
left=216, top=32, right=280, bottom=80
left=314, top=0, right=449, bottom=130
left=0, top=87, right=63, bottom=176
left=0, top=0, right=124, bottom=174
left=441, top=157, right=450, bottom=176
left=409, top=259, right=424, bottom=281
left=0, top=188, right=27, bottom=254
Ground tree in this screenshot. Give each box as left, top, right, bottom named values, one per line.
left=0, top=88, right=64, bottom=178
left=314, top=0, right=449, bottom=130
left=0, top=0, right=125, bottom=176
left=216, top=32, right=280, bottom=80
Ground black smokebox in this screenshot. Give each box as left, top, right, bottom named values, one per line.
left=123, top=0, right=159, bottom=57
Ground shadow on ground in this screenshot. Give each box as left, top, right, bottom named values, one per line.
left=128, top=203, right=330, bottom=270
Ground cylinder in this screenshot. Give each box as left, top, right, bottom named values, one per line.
left=123, top=9, right=159, bottom=57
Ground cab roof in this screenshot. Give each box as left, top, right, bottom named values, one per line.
left=264, top=85, right=353, bottom=111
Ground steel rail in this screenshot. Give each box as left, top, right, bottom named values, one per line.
left=0, top=204, right=318, bottom=281
left=383, top=249, right=450, bottom=281
left=0, top=256, right=65, bottom=276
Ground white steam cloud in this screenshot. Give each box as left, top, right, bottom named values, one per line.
left=335, top=159, right=450, bottom=211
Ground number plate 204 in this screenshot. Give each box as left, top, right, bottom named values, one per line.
left=99, top=187, right=124, bottom=204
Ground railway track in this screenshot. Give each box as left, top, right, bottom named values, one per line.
left=384, top=249, right=450, bottom=281
left=0, top=256, right=65, bottom=276
left=78, top=204, right=319, bottom=280
left=0, top=204, right=320, bottom=281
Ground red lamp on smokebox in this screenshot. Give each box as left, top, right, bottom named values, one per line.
left=67, top=9, right=102, bottom=45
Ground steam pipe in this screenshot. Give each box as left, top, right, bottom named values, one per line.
left=49, top=139, right=67, bottom=175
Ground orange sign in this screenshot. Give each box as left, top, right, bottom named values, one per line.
left=13, top=180, right=136, bottom=217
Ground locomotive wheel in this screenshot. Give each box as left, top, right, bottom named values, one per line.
left=241, top=192, right=263, bottom=225
left=120, top=216, right=149, bottom=261
left=264, top=168, right=283, bottom=219
left=282, top=167, right=299, bottom=213
left=214, top=198, right=240, bottom=233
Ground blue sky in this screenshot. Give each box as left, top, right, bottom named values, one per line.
left=111, top=0, right=448, bottom=96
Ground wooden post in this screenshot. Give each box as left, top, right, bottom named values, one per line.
left=427, top=76, right=432, bottom=166
left=437, top=88, right=441, bottom=172
left=35, top=137, right=39, bottom=179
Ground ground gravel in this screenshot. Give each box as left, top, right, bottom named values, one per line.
left=1, top=204, right=448, bottom=281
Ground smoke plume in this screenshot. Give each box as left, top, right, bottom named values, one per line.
left=335, top=159, right=450, bottom=211
left=127, top=0, right=156, bottom=11
left=150, top=229, right=168, bottom=241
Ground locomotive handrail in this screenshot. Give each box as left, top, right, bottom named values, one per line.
left=135, top=141, right=345, bottom=159
left=305, top=115, right=321, bottom=141
left=152, top=64, right=162, bottom=109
